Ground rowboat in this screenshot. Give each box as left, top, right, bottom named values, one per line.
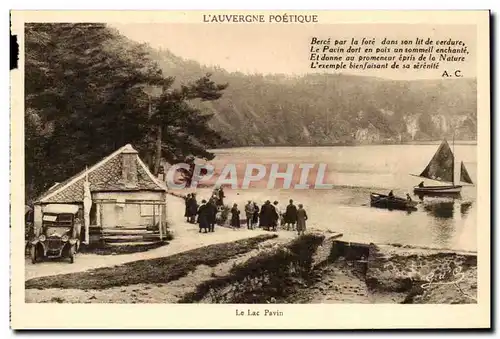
left=411, top=138, right=473, bottom=196
left=370, top=193, right=418, bottom=211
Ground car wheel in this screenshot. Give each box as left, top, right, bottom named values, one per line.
left=30, top=245, right=37, bottom=264
left=69, top=246, right=75, bottom=264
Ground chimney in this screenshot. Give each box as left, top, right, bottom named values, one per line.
left=121, top=145, right=138, bottom=188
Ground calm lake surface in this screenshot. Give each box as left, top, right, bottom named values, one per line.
left=201, top=143, right=477, bottom=251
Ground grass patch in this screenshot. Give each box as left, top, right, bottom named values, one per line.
left=25, top=234, right=277, bottom=290
left=78, top=241, right=168, bottom=255
left=50, top=297, right=65, bottom=303
left=178, top=233, right=325, bottom=303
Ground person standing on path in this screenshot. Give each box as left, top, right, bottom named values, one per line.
left=259, top=202, right=266, bottom=229
left=285, top=199, right=298, bottom=231
left=296, top=204, right=308, bottom=236
left=245, top=200, right=255, bottom=230
left=188, top=194, right=198, bottom=224
left=197, top=199, right=210, bottom=233
left=184, top=193, right=191, bottom=222
left=218, top=187, right=225, bottom=207
left=207, top=198, right=218, bottom=232
left=231, top=203, right=241, bottom=229
left=271, top=201, right=280, bottom=232
left=260, top=200, right=273, bottom=231
left=252, top=202, right=260, bottom=228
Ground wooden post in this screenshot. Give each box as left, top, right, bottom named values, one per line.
left=158, top=202, right=163, bottom=241
left=152, top=203, right=156, bottom=231
left=99, top=203, right=103, bottom=228
left=96, top=203, right=101, bottom=226
left=33, top=205, right=43, bottom=237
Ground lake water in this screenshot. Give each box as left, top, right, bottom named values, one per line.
left=190, top=143, right=477, bottom=251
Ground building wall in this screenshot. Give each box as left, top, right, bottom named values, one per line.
left=92, top=191, right=166, bottom=228
left=93, top=191, right=164, bottom=201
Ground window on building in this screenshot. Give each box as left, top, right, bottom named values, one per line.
left=140, top=204, right=160, bottom=216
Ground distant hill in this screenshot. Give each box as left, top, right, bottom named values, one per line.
left=149, top=48, right=477, bottom=147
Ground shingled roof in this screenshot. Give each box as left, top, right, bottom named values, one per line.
left=36, top=144, right=167, bottom=204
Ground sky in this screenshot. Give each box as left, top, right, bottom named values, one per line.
left=110, top=23, right=477, bottom=80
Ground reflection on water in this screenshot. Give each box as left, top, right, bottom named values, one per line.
left=422, top=199, right=456, bottom=246
left=461, top=201, right=473, bottom=216
left=414, top=197, right=474, bottom=249
left=421, top=198, right=474, bottom=220
left=423, top=201, right=455, bottom=219
left=415, top=192, right=461, bottom=201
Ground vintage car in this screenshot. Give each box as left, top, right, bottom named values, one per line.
left=30, top=204, right=81, bottom=264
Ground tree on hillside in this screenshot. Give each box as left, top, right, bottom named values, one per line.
left=25, top=23, right=167, bottom=201
left=139, top=74, right=228, bottom=176
left=25, top=23, right=227, bottom=201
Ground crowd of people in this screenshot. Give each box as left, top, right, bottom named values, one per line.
left=183, top=187, right=308, bottom=236
left=232, top=199, right=308, bottom=236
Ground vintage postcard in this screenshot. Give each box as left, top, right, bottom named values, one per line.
left=10, top=10, right=490, bottom=329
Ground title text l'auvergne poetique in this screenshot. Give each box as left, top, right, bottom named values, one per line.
left=203, top=14, right=318, bottom=24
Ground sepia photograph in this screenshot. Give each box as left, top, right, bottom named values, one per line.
left=10, top=10, right=490, bottom=329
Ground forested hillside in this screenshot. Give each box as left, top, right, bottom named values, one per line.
left=150, top=48, right=477, bottom=146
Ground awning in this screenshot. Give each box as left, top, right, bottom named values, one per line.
left=44, top=204, right=80, bottom=214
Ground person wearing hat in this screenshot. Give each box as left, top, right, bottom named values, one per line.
left=271, top=201, right=280, bottom=232
left=252, top=202, right=260, bottom=228
left=259, top=200, right=273, bottom=231
left=245, top=200, right=255, bottom=230
left=207, top=197, right=218, bottom=232
left=285, top=199, right=298, bottom=231
left=197, top=199, right=210, bottom=233
left=184, top=193, right=191, bottom=222
left=296, top=204, right=308, bottom=236
left=230, top=203, right=241, bottom=229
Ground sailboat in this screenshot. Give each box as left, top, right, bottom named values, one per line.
left=412, top=139, right=474, bottom=195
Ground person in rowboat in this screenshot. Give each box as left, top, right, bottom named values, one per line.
left=388, top=190, right=395, bottom=199
left=418, top=181, right=424, bottom=188
left=406, top=193, right=413, bottom=202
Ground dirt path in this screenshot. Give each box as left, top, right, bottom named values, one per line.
left=26, top=193, right=295, bottom=280
left=289, top=259, right=406, bottom=304
left=26, top=237, right=289, bottom=303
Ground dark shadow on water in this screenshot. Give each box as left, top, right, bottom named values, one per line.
left=424, top=201, right=455, bottom=219
left=424, top=201, right=456, bottom=248
left=415, top=192, right=461, bottom=201
left=460, top=201, right=473, bottom=217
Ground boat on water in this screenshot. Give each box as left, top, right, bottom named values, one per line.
left=411, top=138, right=474, bottom=196
left=370, top=192, right=418, bottom=211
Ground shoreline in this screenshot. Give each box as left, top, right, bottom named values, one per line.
left=167, top=189, right=477, bottom=253
left=210, top=140, right=477, bottom=151
left=25, top=194, right=476, bottom=304
left=25, top=231, right=477, bottom=304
